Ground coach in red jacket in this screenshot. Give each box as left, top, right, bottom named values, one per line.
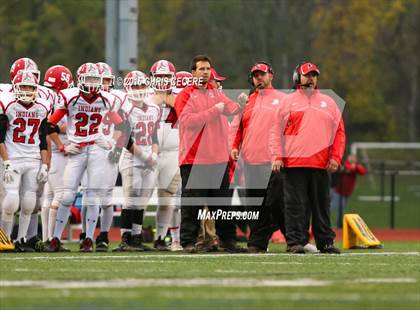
left=270, top=62, right=345, bottom=254
left=174, top=55, right=244, bottom=253
left=230, top=62, right=287, bottom=253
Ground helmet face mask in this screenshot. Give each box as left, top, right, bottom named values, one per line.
left=124, top=70, right=149, bottom=104
left=78, top=74, right=102, bottom=94
left=13, top=72, right=38, bottom=104
left=77, top=63, right=102, bottom=95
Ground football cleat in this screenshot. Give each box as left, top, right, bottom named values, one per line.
left=112, top=232, right=133, bottom=252
left=95, top=232, right=109, bottom=252
left=26, top=236, right=47, bottom=252
left=79, top=238, right=93, bottom=253
left=131, top=234, right=154, bottom=252
left=153, top=237, right=169, bottom=251
left=13, top=238, right=35, bottom=253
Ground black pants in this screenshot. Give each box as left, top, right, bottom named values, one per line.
left=282, top=168, right=335, bottom=248
left=180, top=164, right=236, bottom=247
left=244, top=164, right=286, bottom=250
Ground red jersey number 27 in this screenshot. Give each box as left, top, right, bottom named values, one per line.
left=13, top=118, right=41, bottom=144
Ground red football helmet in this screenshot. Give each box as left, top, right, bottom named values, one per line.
left=43, top=65, right=74, bottom=91
left=96, top=62, right=115, bottom=91
left=10, top=58, right=40, bottom=83
left=13, top=71, right=38, bottom=104
left=175, top=71, right=193, bottom=88
left=123, top=70, right=149, bottom=101
left=76, top=62, right=102, bottom=95
left=150, top=60, right=176, bottom=92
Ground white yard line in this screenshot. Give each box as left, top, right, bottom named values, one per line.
left=0, top=251, right=419, bottom=261
left=0, top=277, right=417, bottom=289
left=0, top=278, right=331, bottom=288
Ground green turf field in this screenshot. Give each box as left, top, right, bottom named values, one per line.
left=1, top=241, right=419, bottom=310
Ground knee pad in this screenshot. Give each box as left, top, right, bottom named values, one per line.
left=166, top=174, right=181, bottom=195
left=20, top=191, right=37, bottom=216
left=61, top=189, right=76, bottom=207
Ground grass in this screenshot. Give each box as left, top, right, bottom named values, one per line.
left=1, top=241, right=419, bottom=310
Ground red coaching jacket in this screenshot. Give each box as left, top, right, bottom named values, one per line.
left=230, top=87, right=286, bottom=164
left=175, top=83, right=240, bottom=165
left=270, top=89, right=346, bottom=169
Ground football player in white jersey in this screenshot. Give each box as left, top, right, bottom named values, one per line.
left=0, top=72, right=50, bottom=251
left=149, top=61, right=184, bottom=251
left=113, top=70, right=160, bottom=252
left=39, top=65, right=73, bottom=250
left=77, top=62, right=128, bottom=252
left=46, top=62, right=124, bottom=252
left=0, top=58, right=56, bottom=251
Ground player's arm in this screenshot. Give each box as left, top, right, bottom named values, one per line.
left=39, top=119, right=50, bottom=166
left=230, top=114, right=243, bottom=160
left=0, top=114, right=9, bottom=161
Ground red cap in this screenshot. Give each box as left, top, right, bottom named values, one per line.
left=251, top=63, right=270, bottom=74
left=210, top=68, right=226, bottom=81
left=298, top=62, right=320, bottom=75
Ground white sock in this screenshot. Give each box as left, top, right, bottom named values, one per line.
left=17, top=211, right=32, bottom=241
left=156, top=206, right=173, bottom=240
left=170, top=208, right=181, bottom=242
left=41, top=207, right=49, bottom=242
left=47, top=208, right=58, bottom=240
left=81, top=204, right=87, bottom=234
left=100, top=206, right=114, bottom=233
left=85, top=206, right=99, bottom=239
left=132, top=224, right=142, bottom=236
left=26, top=213, right=39, bottom=239
left=53, top=207, right=71, bottom=239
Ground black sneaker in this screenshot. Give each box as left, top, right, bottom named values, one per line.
left=26, top=236, right=47, bottom=252
left=79, top=232, right=86, bottom=250
left=131, top=234, right=154, bottom=251
left=95, top=232, right=109, bottom=252
left=320, top=244, right=341, bottom=254
left=14, top=238, right=35, bottom=252
left=79, top=238, right=93, bottom=253
left=154, top=237, right=169, bottom=251
left=287, top=245, right=305, bottom=254
left=112, top=232, right=132, bottom=252
left=219, top=241, right=247, bottom=253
